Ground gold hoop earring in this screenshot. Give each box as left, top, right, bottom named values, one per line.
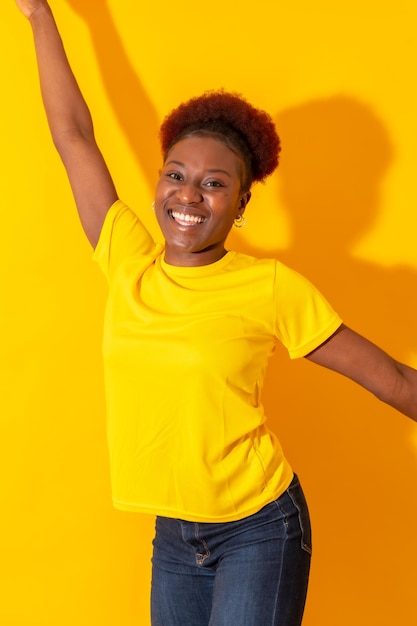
left=233, top=215, right=246, bottom=228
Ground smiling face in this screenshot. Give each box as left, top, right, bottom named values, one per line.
left=154, top=135, right=251, bottom=267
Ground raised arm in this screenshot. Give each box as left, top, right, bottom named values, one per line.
left=15, top=0, right=118, bottom=247
left=306, top=324, right=417, bottom=422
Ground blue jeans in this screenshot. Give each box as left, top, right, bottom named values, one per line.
left=151, top=474, right=311, bottom=625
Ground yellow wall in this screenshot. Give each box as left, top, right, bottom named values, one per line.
left=1, top=1, right=416, bottom=624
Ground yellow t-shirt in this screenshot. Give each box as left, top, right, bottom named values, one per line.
left=93, top=200, right=342, bottom=522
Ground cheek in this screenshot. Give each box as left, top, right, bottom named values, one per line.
left=212, top=207, right=237, bottom=232
left=155, top=176, right=172, bottom=198
left=154, top=192, right=169, bottom=213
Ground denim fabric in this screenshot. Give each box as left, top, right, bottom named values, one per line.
left=151, top=474, right=311, bottom=625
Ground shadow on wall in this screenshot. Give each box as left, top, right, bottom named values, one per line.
left=67, top=1, right=417, bottom=622
left=241, top=96, right=417, bottom=625
left=65, top=0, right=161, bottom=191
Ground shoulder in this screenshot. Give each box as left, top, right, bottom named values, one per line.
left=93, top=199, right=160, bottom=279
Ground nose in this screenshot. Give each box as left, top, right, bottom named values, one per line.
left=177, top=182, right=203, bottom=204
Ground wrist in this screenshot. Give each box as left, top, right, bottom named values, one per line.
left=28, top=2, right=52, bottom=26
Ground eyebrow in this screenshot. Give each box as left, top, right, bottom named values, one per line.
left=164, top=160, right=232, bottom=178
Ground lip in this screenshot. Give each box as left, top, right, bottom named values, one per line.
left=167, top=208, right=208, bottom=227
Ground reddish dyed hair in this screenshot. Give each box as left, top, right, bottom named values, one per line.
left=159, top=90, right=281, bottom=190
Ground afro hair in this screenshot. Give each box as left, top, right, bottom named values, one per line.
left=159, top=90, right=281, bottom=189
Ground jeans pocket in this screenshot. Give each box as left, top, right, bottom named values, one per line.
left=286, top=476, right=312, bottom=555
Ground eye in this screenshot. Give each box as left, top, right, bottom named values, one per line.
left=205, top=180, right=224, bottom=188
left=166, top=171, right=183, bottom=181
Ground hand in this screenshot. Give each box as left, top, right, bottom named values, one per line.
left=15, top=0, right=49, bottom=20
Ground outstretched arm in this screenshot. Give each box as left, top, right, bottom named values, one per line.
left=15, top=0, right=118, bottom=247
left=306, top=324, right=417, bottom=421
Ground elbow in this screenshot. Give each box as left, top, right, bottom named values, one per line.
left=373, top=360, right=404, bottom=406
left=375, top=362, right=417, bottom=421
left=49, top=108, right=95, bottom=153
left=51, top=125, right=96, bottom=159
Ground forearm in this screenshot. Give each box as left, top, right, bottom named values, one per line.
left=28, top=3, right=94, bottom=148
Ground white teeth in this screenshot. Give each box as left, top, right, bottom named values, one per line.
left=171, top=211, right=205, bottom=224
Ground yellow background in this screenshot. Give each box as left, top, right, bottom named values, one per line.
left=1, top=1, right=417, bottom=624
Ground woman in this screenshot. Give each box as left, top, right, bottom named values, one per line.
left=15, top=1, right=417, bottom=625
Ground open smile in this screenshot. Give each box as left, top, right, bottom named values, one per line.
left=168, top=210, right=207, bottom=226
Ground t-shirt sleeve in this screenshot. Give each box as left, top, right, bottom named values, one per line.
left=92, top=199, right=161, bottom=280
left=273, top=261, right=342, bottom=359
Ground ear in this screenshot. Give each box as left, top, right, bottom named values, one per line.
left=238, top=191, right=251, bottom=214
